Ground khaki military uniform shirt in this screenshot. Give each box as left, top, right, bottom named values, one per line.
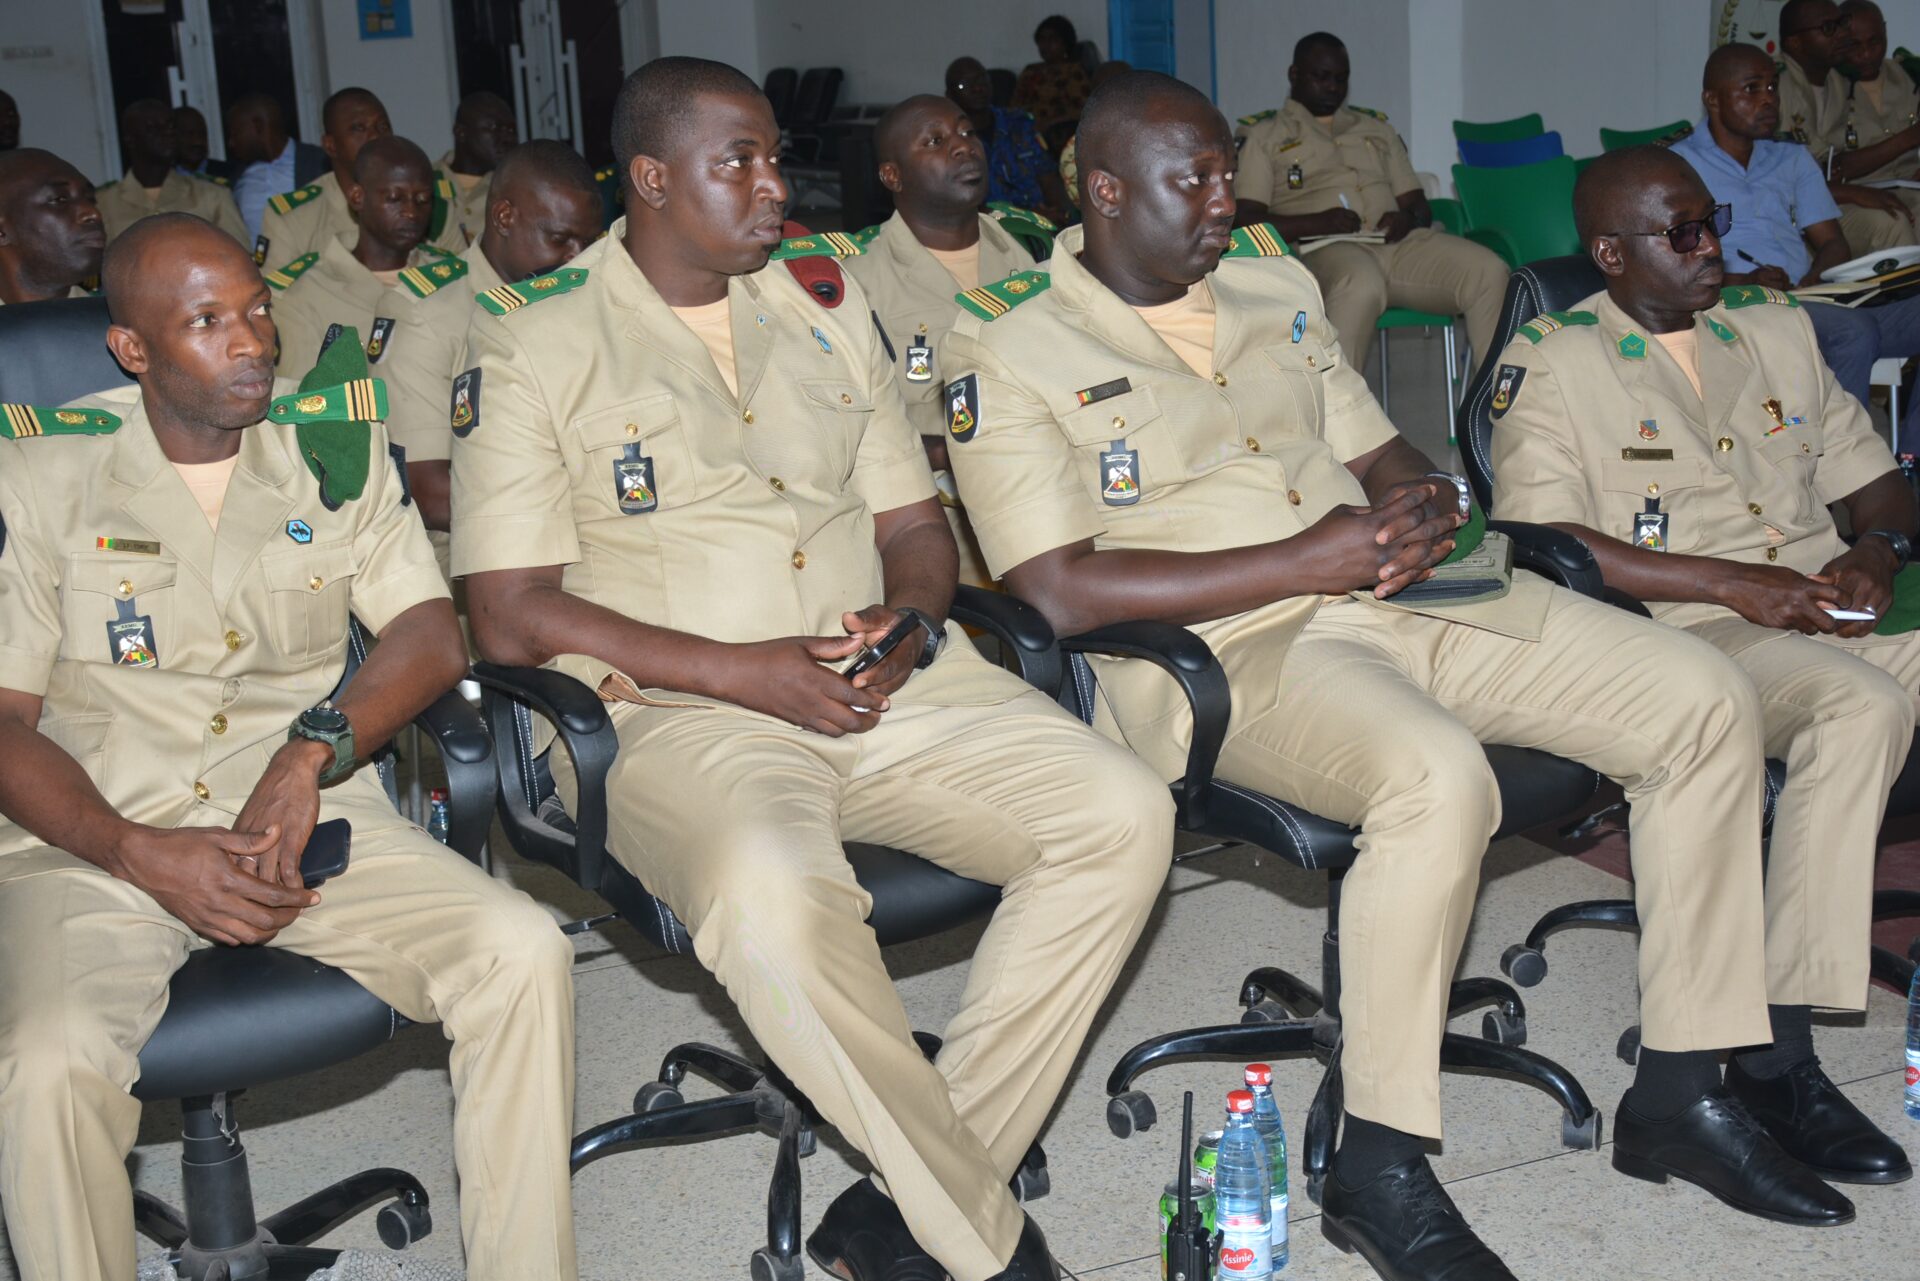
left=259, top=171, right=355, bottom=267
left=96, top=170, right=248, bottom=246
left=1233, top=100, right=1419, bottom=223
left=0, top=387, right=447, bottom=864
left=1489, top=288, right=1898, bottom=631
left=373, top=240, right=501, bottom=466
left=1843, top=60, right=1920, bottom=181
left=844, top=211, right=1036, bottom=439
left=432, top=152, right=492, bottom=253
left=1779, top=55, right=1852, bottom=157
left=270, top=233, right=450, bottom=373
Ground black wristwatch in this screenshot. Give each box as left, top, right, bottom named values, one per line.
left=896, top=606, right=947, bottom=669
left=289, top=701, right=357, bottom=784
left=1862, top=529, right=1913, bottom=571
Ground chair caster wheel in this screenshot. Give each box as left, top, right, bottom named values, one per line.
left=376, top=1198, right=432, bottom=1249
left=1481, top=1009, right=1527, bottom=1046
left=1306, top=1170, right=1326, bottom=1207
left=1562, top=1110, right=1603, bottom=1150
left=1107, top=1090, right=1156, bottom=1138
left=1500, top=943, right=1547, bottom=987
left=1240, top=999, right=1290, bottom=1025
left=1616, top=1024, right=1641, bottom=1066
left=634, top=1081, right=684, bottom=1113
left=1011, top=1162, right=1051, bottom=1202
left=750, top=1248, right=804, bottom=1281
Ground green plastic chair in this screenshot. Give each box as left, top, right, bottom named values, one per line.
left=1374, top=199, right=1480, bottom=445
left=1599, top=120, right=1692, bottom=151
left=1452, top=114, right=1545, bottom=144
left=1452, top=155, right=1581, bottom=268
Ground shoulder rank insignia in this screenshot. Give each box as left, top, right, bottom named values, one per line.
left=1349, top=104, right=1388, bottom=121
left=1705, top=315, right=1739, bottom=344
left=266, top=183, right=324, bottom=216
left=399, top=255, right=471, bottom=298
left=278, top=331, right=380, bottom=509
left=1237, top=108, right=1279, bottom=128
left=1517, top=310, right=1598, bottom=343
left=263, top=252, right=320, bottom=291
left=1221, top=223, right=1292, bottom=258
left=986, top=201, right=1058, bottom=233
left=476, top=266, right=590, bottom=316
left=0, top=404, right=121, bottom=440
left=845, top=224, right=885, bottom=250
left=1720, top=283, right=1799, bottom=309
left=268, top=377, right=387, bottom=426
left=955, top=270, right=1051, bottom=321
left=770, top=231, right=866, bottom=261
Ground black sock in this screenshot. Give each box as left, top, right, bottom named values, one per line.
left=1333, top=1113, right=1423, bottom=1185
left=1732, top=1004, right=1817, bottom=1081
left=1626, top=1046, right=1723, bottom=1121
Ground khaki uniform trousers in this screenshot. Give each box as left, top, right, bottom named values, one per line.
left=1208, top=589, right=1772, bottom=1139
left=552, top=687, right=1172, bottom=1281
left=1681, top=616, right=1920, bottom=1006
left=1300, top=227, right=1508, bottom=372
left=0, top=798, right=578, bottom=1281
left=1838, top=200, right=1919, bottom=255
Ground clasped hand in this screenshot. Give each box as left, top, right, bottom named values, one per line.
left=719, top=605, right=922, bottom=737
left=1295, top=480, right=1463, bottom=598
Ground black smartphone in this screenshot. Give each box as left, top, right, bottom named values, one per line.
left=843, top=613, right=922, bottom=679
left=300, top=818, right=352, bottom=888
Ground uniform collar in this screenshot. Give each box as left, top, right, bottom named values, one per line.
left=1592, top=291, right=1756, bottom=441
left=597, top=219, right=772, bottom=408
left=1282, top=97, right=1350, bottom=136
left=878, top=209, right=1026, bottom=291
left=1044, top=224, right=1225, bottom=381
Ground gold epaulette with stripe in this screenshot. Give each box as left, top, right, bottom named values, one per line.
left=399, top=255, right=471, bottom=298
left=1517, top=310, right=1598, bottom=343
left=986, top=202, right=1058, bottom=233
left=263, top=252, right=320, bottom=290
left=1, top=405, right=121, bottom=440
left=476, top=267, right=590, bottom=316
left=267, top=378, right=387, bottom=424
left=955, top=270, right=1051, bottom=321
left=266, top=183, right=323, bottom=216
left=1721, top=283, right=1800, bottom=309
left=1237, top=108, right=1278, bottom=128
left=769, top=231, right=865, bottom=261
left=1221, top=223, right=1291, bottom=258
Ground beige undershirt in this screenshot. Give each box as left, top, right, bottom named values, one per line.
left=1861, top=76, right=1886, bottom=112
left=172, top=455, right=240, bottom=531
left=450, top=169, right=485, bottom=193
left=671, top=297, right=739, bottom=396
left=370, top=267, right=401, bottom=288
left=141, top=185, right=165, bottom=205
left=1132, top=280, right=1217, bottom=378
left=1653, top=328, right=1704, bottom=399
left=926, top=241, right=982, bottom=291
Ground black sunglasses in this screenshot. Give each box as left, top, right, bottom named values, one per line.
left=1609, top=203, right=1732, bottom=254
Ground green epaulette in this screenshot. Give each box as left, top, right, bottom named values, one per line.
left=1721, top=283, right=1799, bottom=309
left=1350, top=104, right=1387, bottom=120
left=476, top=266, right=589, bottom=316
left=1221, top=223, right=1291, bottom=258
left=1237, top=108, right=1278, bottom=128
left=267, top=183, right=324, bottom=216
left=263, top=252, right=320, bottom=291
left=268, top=377, right=387, bottom=426
left=0, top=404, right=121, bottom=440
left=770, top=231, right=867, bottom=261
left=845, top=224, right=884, bottom=249
left=1517, top=310, right=1598, bottom=343
left=955, top=270, right=1050, bottom=321
left=278, top=329, right=379, bottom=507
left=986, top=201, right=1058, bottom=233
left=398, top=255, right=471, bottom=298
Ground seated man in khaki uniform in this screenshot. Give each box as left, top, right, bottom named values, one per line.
left=269, top=136, right=445, bottom=372
left=949, top=71, right=1855, bottom=1281
left=0, top=148, right=104, bottom=304
left=1835, top=1, right=1920, bottom=209
left=845, top=93, right=1044, bottom=586
left=258, top=86, right=393, bottom=267
left=376, top=138, right=602, bottom=564
left=1491, top=144, right=1916, bottom=1191
left=0, top=213, right=577, bottom=1281
left=96, top=99, right=247, bottom=246
left=432, top=91, right=520, bottom=253
left=452, top=56, right=1172, bottom=1281
left=1232, top=31, right=1506, bottom=370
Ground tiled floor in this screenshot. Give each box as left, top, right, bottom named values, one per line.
left=4, top=333, right=1916, bottom=1281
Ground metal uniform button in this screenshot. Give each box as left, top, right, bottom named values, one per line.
left=1646, top=483, right=1660, bottom=496
left=309, top=576, right=324, bottom=591
left=1306, top=355, right=1318, bottom=369
left=1716, top=436, right=1733, bottom=452
left=1111, top=415, right=1126, bottom=431
left=224, top=630, right=244, bottom=651
left=769, top=477, right=786, bottom=492
left=1766, top=548, right=1779, bottom=562
left=117, top=579, right=133, bottom=595
left=1748, top=502, right=1763, bottom=516
left=743, top=409, right=755, bottom=424
left=209, top=714, right=227, bottom=735
left=1801, top=442, right=1812, bottom=453
left=1213, top=372, right=1229, bottom=386
left=624, top=422, right=639, bottom=437
left=193, top=782, right=210, bottom=801
left=839, top=393, right=853, bottom=404
left=1246, top=437, right=1261, bottom=452
left=791, top=551, right=807, bottom=569
left=1288, top=489, right=1302, bottom=505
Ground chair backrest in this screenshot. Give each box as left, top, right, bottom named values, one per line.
left=763, top=66, right=799, bottom=126
left=989, top=68, right=1016, bottom=107
left=791, top=67, right=844, bottom=128
left=1458, top=255, right=1606, bottom=507
left=0, top=297, right=132, bottom=404
left=1451, top=155, right=1582, bottom=269
left=1453, top=113, right=1545, bottom=144
left=1600, top=119, right=1691, bottom=152
left=1456, top=130, right=1564, bottom=169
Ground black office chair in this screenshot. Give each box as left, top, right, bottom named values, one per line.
left=476, top=588, right=1062, bottom=1281
left=1053, top=532, right=1614, bottom=1204
left=762, top=67, right=799, bottom=129
left=1460, top=257, right=1920, bottom=1034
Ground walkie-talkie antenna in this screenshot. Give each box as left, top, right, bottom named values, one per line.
left=1168, top=1091, right=1210, bottom=1281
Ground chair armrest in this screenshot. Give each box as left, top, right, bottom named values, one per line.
left=1488, top=519, right=1603, bottom=599
left=950, top=584, right=1062, bottom=695
left=1060, top=621, right=1230, bottom=829
left=1467, top=227, right=1520, bottom=267
left=412, top=685, right=494, bottom=864
left=470, top=663, right=618, bottom=893
left=1604, top=587, right=1654, bottom=618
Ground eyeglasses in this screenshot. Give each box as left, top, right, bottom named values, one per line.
left=1609, top=203, right=1732, bottom=254
left=1782, top=16, right=1844, bottom=38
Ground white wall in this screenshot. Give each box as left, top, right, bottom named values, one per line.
left=5, top=4, right=113, bottom=180
left=661, top=0, right=763, bottom=81
left=1212, top=0, right=1411, bottom=144
left=313, top=0, right=460, bottom=157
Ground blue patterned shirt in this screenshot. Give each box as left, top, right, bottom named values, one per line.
left=984, top=107, right=1056, bottom=211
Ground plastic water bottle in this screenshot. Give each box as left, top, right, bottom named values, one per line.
left=1244, top=1065, right=1289, bottom=1269
left=427, top=788, right=451, bottom=845
left=1906, top=963, right=1920, bottom=1120
left=1215, top=1090, right=1273, bottom=1280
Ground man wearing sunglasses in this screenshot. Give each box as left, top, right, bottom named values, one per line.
left=1491, top=143, right=1919, bottom=1212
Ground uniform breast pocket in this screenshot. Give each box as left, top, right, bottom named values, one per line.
left=1061, top=385, right=1180, bottom=502
left=796, top=379, right=870, bottom=482
left=61, top=554, right=178, bottom=667
left=1264, top=341, right=1336, bottom=426
left=1756, top=420, right=1825, bottom=517
left=572, top=394, right=699, bottom=520
left=260, top=542, right=357, bottom=661
left=1599, top=458, right=1707, bottom=552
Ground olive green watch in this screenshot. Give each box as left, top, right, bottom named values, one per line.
left=289, top=701, right=357, bottom=784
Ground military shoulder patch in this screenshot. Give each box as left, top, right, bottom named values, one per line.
left=1237, top=108, right=1279, bottom=128
left=1517, top=310, right=1598, bottom=343
left=986, top=201, right=1058, bottom=233
left=399, top=255, right=472, bottom=298
left=845, top=224, right=885, bottom=250
left=263, top=252, right=321, bottom=291
left=955, top=270, right=1051, bottom=321
left=0, top=405, right=122, bottom=440
left=1222, top=223, right=1292, bottom=259
left=945, top=373, right=979, bottom=443
left=1350, top=104, right=1388, bottom=121
left=770, top=231, right=867, bottom=261
left=268, top=378, right=387, bottom=425
left=1720, top=283, right=1799, bottom=309
left=267, top=183, right=324, bottom=216
left=476, top=267, right=590, bottom=316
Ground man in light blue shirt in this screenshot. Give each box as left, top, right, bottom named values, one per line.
left=1674, top=41, right=1920, bottom=450
left=224, top=93, right=326, bottom=244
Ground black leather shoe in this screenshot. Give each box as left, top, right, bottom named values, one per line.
left=986, top=1214, right=1060, bottom=1281
left=1726, top=1057, right=1913, bottom=1185
left=805, top=1179, right=944, bottom=1281
left=1320, top=1154, right=1517, bottom=1280
left=1612, top=1087, right=1855, bottom=1225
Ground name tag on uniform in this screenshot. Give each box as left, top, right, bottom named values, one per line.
left=906, top=337, right=933, bottom=382
left=614, top=443, right=657, bottom=515
left=1100, top=440, right=1141, bottom=506
left=1620, top=448, right=1673, bottom=461
left=108, top=596, right=158, bottom=668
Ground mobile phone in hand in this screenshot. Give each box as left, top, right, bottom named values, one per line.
left=844, top=613, right=923, bottom=679
left=300, top=818, right=351, bottom=888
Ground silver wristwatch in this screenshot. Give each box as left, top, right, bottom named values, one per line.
left=1425, top=471, right=1471, bottom=518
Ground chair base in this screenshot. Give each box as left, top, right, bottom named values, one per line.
left=570, top=1036, right=1050, bottom=1280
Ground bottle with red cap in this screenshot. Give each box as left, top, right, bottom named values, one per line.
left=1244, top=1064, right=1289, bottom=1269
left=1214, top=1089, right=1273, bottom=1279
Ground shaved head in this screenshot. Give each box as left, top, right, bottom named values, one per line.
left=1704, top=40, right=1773, bottom=90
left=481, top=140, right=605, bottom=282
left=352, top=133, right=431, bottom=187
left=103, top=211, right=244, bottom=324
left=491, top=138, right=599, bottom=204
left=1573, top=145, right=1701, bottom=243
left=1077, top=69, right=1216, bottom=184
left=875, top=94, right=955, bottom=166
left=610, top=56, right=762, bottom=174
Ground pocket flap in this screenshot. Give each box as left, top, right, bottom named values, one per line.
left=66, top=554, right=178, bottom=598
left=800, top=380, right=873, bottom=412
left=575, top=394, right=681, bottom=453
left=1263, top=342, right=1339, bottom=374
left=1598, top=458, right=1706, bottom=495
left=260, top=542, right=356, bottom=594
left=1062, top=384, right=1163, bottom=446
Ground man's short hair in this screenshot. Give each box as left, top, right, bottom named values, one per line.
left=609, top=57, right=762, bottom=174
left=322, top=87, right=381, bottom=136
left=351, top=135, right=431, bottom=186
left=1293, top=31, right=1346, bottom=65
left=1779, top=0, right=1830, bottom=40
left=1572, top=145, right=1696, bottom=243
left=103, top=211, right=223, bottom=324
left=1704, top=41, right=1771, bottom=91
left=492, top=138, right=600, bottom=202
left=1076, top=70, right=1216, bottom=181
